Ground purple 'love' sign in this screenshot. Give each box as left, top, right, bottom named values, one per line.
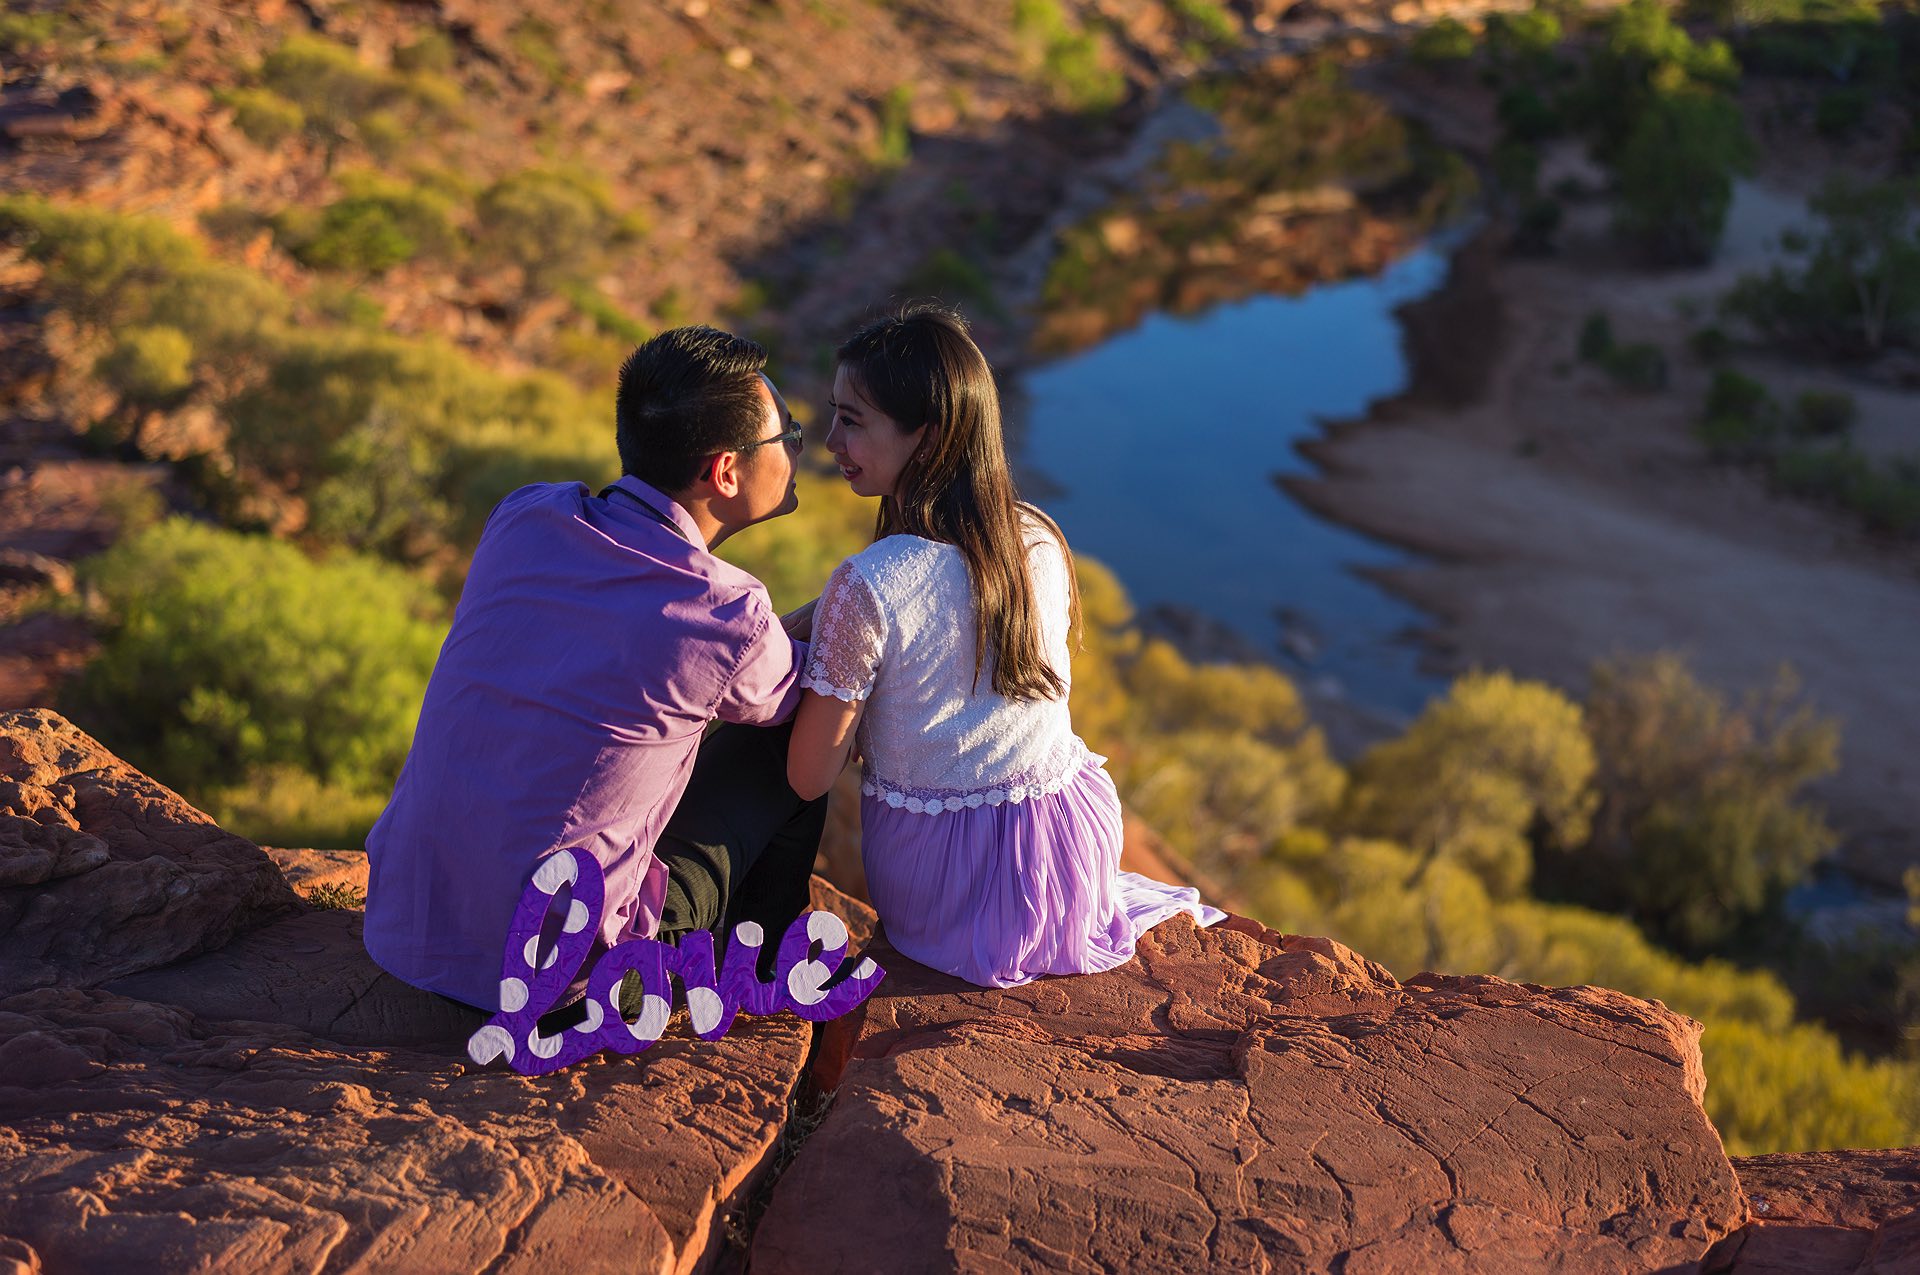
left=465, top=848, right=885, bottom=1075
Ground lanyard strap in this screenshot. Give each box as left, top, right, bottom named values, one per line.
left=599, top=484, right=690, bottom=543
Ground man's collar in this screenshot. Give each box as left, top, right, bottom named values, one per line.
left=609, top=475, right=705, bottom=546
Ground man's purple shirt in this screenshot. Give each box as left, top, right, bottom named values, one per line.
left=364, top=475, right=806, bottom=1011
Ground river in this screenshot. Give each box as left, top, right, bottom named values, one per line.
left=1016, top=240, right=1453, bottom=722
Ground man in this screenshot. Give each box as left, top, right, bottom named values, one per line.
left=364, top=327, right=824, bottom=1013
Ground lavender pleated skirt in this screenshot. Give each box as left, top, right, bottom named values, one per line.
left=860, top=758, right=1227, bottom=988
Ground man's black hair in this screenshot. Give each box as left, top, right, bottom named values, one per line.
left=615, top=327, right=771, bottom=493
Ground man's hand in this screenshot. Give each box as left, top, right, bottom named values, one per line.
left=781, top=597, right=818, bottom=642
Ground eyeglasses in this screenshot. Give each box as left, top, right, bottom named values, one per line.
left=732, top=428, right=803, bottom=457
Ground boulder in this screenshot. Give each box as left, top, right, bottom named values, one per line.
left=1706, top=1149, right=1920, bottom=1273
left=752, top=920, right=1747, bottom=1273
left=0, top=709, right=299, bottom=992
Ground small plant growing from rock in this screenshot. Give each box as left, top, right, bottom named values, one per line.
left=303, top=881, right=367, bottom=910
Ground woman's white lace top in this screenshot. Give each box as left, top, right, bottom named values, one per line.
left=802, top=523, right=1094, bottom=815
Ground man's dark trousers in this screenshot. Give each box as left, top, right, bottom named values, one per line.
left=652, top=715, right=829, bottom=971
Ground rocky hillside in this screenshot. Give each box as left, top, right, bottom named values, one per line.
left=1, top=708, right=1911, bottom=1272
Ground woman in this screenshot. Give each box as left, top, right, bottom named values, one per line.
left=787, top=304, right=1223, bottom=987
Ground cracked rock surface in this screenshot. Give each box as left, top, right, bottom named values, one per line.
left=751, top=918, right=1748, bottom=1273
left=1706, top=1150, right=1920, bottom=1274
left=0, top=712, right=862, bottom=1274
left=0, top=708, right=300, bottom=990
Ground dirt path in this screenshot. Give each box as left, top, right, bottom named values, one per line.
left=1292, top=189, right=1920, bottom=887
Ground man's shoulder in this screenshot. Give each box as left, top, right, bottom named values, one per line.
left=700, top=552, right=779, bottom=622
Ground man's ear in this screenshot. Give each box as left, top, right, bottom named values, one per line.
left=707, top=449, right=742, bottom=498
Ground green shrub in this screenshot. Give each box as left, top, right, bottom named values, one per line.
left=303, top=881, right=370, bottom=909
left=393, top=30, right=456, bottom=74
left=1688, top=324, right=1732, bottom=362
left=1601, top=340, right=1669, bottom=390
left=1013, top=0, right=1126, bottom=112
left=1792, top=388, right=1857, bottom=436
left=1573, top=654, right=1837, bottom=952
left=876, top=84, right=914, bottom=167
left=1703, top=1019, right=1919, bottom=1155
left=1170, top=0, right=1242, bottom=49
left=0, top=196, right=290, bottom=360
left=1697, top=370, right=1777, bottom=456
left=900, top=247, right=998, bottom=312
left=207, top=765, right=391, bottom=852
left=1485, top=8, right=1564, bottom=68
left=509, top=17, right=566, bottom=85
left=1577, top=309, right=1614, bottom=360
left=219, top=87, right=306, bottom=147
left=1410, top=18, right=1476, bottom=63
left=0, top=12, right=60, bottom=53
left=1496, top=85, right=1563, bottom=141
left=476, top=168, right=626, bottom=287
left=562, top=283, right=654, bottom=346
left=1815, top=85, right=1875, bottom=138
left=1338, top=672, right=1597, bottom=900
left=286, top=198, right=417, bottom=273
left=1705, top=368, right=1771, bottom=420
left=1781, top=450, right=1920, bottom=535
left=1698, top=412, right=1775, bottom=458
left=259, top=33, right=458, bottom=161
left=96, top=325, right=195, bottom=404
left=278, top=174, right=462, bottom=274
left=62, top=519, right=448, bottom=801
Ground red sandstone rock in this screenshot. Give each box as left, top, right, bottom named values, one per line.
left=1705, top=1150, right=1920, bottom=1274
left=0, top=709, right=299, bottom=991
left=0, top=713, right=897, bottom=1273
left=265, top=846, right=372, bottom=899
left=753, top=920, right=1747, bottom=1273
left=0, top=980, right=808, bottom=1275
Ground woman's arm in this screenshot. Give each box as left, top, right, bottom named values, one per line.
left=787, top=689, right=864, bottom=800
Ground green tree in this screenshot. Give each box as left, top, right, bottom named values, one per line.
left=1573, top=654, right=1838, bottom=951
left=1800, top=175, right=1920, bottom=354
left=222, top=328, right=603, bottom=558
left=1612, top=87, right=1755, bottom=265
left=62, top=519, right=447, bottom=802
left=1337, top=671, right=1597, bottom=898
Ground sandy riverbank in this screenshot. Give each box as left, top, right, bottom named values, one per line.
left=1289, top=158, right=1920, bottom=887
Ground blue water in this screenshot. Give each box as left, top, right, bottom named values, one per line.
left=1019, top=243, right=1453, bottom=718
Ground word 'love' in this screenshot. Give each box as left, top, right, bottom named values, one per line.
left=467, top=847, right=884, bottom=1075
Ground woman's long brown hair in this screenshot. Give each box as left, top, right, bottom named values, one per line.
left=837, top=303, right=1081, bottom=701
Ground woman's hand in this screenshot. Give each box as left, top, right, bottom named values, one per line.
left=787, top=688, right=863, bottom=800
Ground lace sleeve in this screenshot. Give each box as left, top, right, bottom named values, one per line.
left=802, top=559, right=885, bottom=702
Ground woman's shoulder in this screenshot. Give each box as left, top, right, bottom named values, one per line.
left=844, top=534, right=961, bottom=584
